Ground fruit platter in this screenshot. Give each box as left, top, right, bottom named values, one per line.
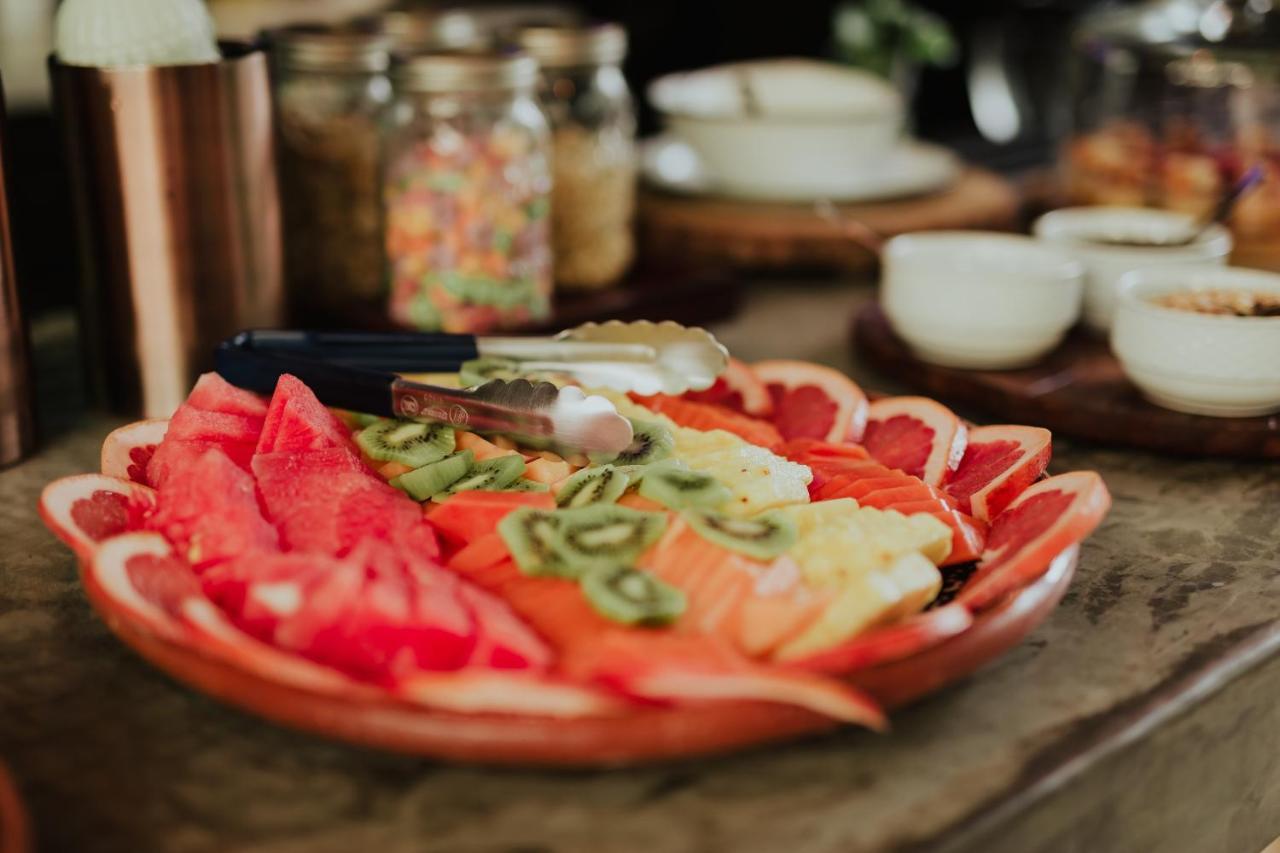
left=39, top=347, right=1110, bottom=766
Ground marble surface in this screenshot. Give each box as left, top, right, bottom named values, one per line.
left=1, top=286, right=1278, bottom=853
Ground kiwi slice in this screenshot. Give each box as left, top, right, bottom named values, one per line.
left=440, top=453, right=526, bottom=495
left=390, top=450, right=474, bottom=501
left=357, top=419, right=454, bottom=468
left=589, top=418, right=674, bottom=466
left=556, top=465, right=630, bottom=508
left=554, top=504, right=668, bottom=570
left=579, top=564, right=686, bottom=626
left=639, top=462, right=732, bottom=511
left=459, top=357, right=521, bottom=388
left=683, top=509, right=797, bottom=561
left=505, top=478, right=550, bottom=493
left=498, top=508, right=573, bottom=578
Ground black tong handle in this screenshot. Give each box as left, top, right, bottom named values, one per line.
left=240, top=329, right=481, bottom=372
left=215, top=333, right=400, bottom=417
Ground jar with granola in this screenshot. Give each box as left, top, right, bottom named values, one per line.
left=383, top=51, right=553, bottom=332
left=268, top=25, right=393, bottom=323
left=516, top=22, right=636, bottom=289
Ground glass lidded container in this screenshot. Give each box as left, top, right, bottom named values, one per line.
left=1063, top=0, right=1280, bottom=256
left=352, top=7, right=484, bottom=53
left=516, top=22, right=637, bottom=290
left=267, top=25, right=394, bottom=323
left=383, top=51, right=553, bottom=332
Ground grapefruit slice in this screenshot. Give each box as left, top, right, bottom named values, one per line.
left=630, top=394, right=784, bottom=450
left=87, top=532, right=197, bottom=643
left=683, top=357, right=773, bottom=416
left=39, top=474, right=157, bottom=560
left=861, top=397, right=966, bottom=487
left=100, top=419, right=168, bottom=484
left=752, top=360, right=870, bottom=443
left=945, top=425, right=1052, bottom=522
left=959, top=472, right=1111, bottom=612
left=788, top=603, right=974, bottom=674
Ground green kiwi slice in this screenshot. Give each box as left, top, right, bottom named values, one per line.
left=357, top=419, right=454, bottom=468
left=683, top=509, right=797, bottom=561
left=638, top=461, right=732, bottom=510
left=505, top=478, right=550, bottom=493
left=556, top=465, right=630, bottom=508
left=579, top=565, right=686, bottom=626
left=440, top=454, right=526, bottom=495
left=589, top=418, right=674, bottom=467
left=498, top=508, right=573, bottom=578
left=458, top=357, right=521, bottom=388
left=390, top=450, right=474, bottom=501
left=554, top=504, right=668, bottom=570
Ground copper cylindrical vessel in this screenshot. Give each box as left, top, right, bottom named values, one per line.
left=0, top=78, right=35, bottom=468
left=51, top=43, right=284, bottom=417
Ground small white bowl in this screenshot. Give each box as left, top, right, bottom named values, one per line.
left=1110, top=265, right=1280, bottom=417
left=1033, top=207, right=1232, bottom=333
left=648, top=59, right=903, bottom=201
left=881, top=231, right=1084, bottom=370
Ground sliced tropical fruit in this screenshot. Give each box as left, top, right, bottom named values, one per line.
left=455, top=431, right=521, bottom=461
left=100, top=418, right=168, bottom=484
left=426, top=491, right=557, bottom=546
left=630, top=394, right=784, bottom=450
left=39, top=474, right=157, bottom=560
left=399, top=672, right=623, bottom=717
left=811, top=465, right=986, bottom=565
left=779, top=499, right=952, bottom=580
left=860, top=397, right=966, bottom=487
left=450, top=558, right=884, bottom=727
left=752, top=360, right=869, bottom=443
left=682, top=357, right=773, bottom=416
left=255, top=374, right=355, bottom=454
left=145, top=448, right=279, bottom=571
left=787, top=602, right=974, bottom=674
left=667, top=426, right=811, bottom=516
left=959, top=471, right=1110, bottom=612
left=944, top=425, right=1052, bottom=522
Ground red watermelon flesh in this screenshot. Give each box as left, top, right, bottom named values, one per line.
left=256, top=374, right=355, bottom=454
left=186, top=372, right=269, bottom=418
left=148, top=400, right=263, bottom=489
left=145, top=448, right=279, bottom=572
left=944, top=425, right=1052, bottom=522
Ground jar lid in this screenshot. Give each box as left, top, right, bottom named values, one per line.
left=514, top=22, right=627, bottom=68
left=266, top=24, right=392, bottom=73
left=391, top=49, right=538, bottom=93
left=352, top=9, right=484, bottom=52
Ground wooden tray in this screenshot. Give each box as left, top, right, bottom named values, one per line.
left=853, top=303, right=1280, bottom=459
left=637, top=167, right=1020, bottom=275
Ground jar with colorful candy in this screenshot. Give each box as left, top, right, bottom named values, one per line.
left=384, top=51, right=553, bottom=332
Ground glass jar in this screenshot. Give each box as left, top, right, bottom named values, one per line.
left=517, top=22, right=636, bottom=290
left=352, top=8, right=483, bottom=53
left=268, top=25, right=392, bottom=323
left=1063, top=0, right=1280, bottom=255
left=384, top=51, right=553, bottom=332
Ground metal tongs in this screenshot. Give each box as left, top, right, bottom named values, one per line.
left=214, top=321, right=728, bottom=456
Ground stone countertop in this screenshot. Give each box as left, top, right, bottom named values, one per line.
left=2, top=287, right=1278, bottom=853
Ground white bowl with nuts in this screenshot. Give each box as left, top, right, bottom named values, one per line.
left=1110, top=265, right=1280, bottom=417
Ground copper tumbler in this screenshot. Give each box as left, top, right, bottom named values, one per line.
left=51, top=42, right=284, bottom=417
left=0, top=78, right=34, bottom=467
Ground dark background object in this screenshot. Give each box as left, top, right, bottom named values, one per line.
left=0, top=79, right=35, bottom=467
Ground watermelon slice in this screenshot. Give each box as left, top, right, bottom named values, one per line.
left=252, top=448, right=438, bottom=559
left=683, top=357, right=773, bottom=416
left=185, top=372, right=269, bottom=419
left=256, top=374, right=355, bottom=455
left=147, top=395, right=264, bottom=488
left=753, top=360, right=870, bottom=443
left=39, top=475, right=157, bottom=560
left=629, top=394, right=784, bottom=450
left=944, top=425, right=1052, bottom=522
left=100, top=419, right=169, bottom=485
left=959, top=472, right=1110, bottom=612
left=145, top=448, right=279, bottom=572
left=861, top=397, right=966, bottom=487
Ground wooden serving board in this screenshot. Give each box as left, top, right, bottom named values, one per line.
left=637, top=167, right=1020, bottom=275
left=853, top=303, right=1280, bottom=459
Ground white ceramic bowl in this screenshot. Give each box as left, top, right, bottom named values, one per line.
left=1033, top=207, right=1232, bottom=333
left=881, top=231, right=1084, bottom=370
left=648, top=59, right=903, bottom=200
left=1110, top=265, right=1280, bottom=417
